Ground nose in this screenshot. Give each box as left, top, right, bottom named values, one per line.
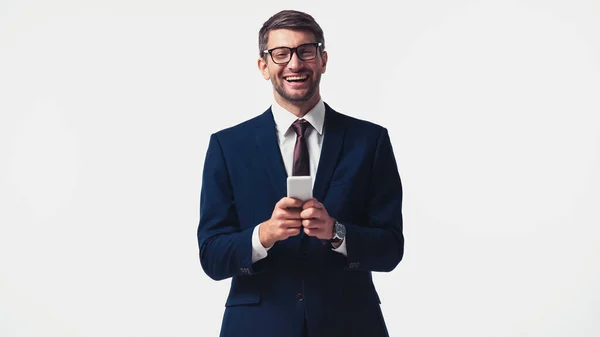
left=286, top=51, right=302, bottom=70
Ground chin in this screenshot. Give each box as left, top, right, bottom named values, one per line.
left=286, top=95, right=313, bottom=104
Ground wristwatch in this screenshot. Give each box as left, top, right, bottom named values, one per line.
left=330, top=219, right=346, bottom=244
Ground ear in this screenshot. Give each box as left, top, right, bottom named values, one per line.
left=258, top=57, right=270, bottom=80
left=320, top=50, right=328, bottom=74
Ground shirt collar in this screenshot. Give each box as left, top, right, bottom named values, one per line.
left=271, top=99, right=325, bottom=136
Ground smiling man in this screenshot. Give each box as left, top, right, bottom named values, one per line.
left=197, top=10, right=404, bottom=337
left=258, top=28, right=326, bottom=115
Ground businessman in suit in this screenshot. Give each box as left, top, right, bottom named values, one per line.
left=197, top=10, right=404, bottom=337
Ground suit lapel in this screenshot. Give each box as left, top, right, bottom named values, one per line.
left=254, top=104, right=346, bottom=202
left=254, top=104, right=345, bottom=251
left=313, top=104, right=346, bottom=202
left=255, top=108, right=287, bottom=198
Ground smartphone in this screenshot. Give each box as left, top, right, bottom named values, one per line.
left=287, top=176, right=313, bottom=202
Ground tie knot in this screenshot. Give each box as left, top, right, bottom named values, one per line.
left=291, top=119, right=309, bottom=137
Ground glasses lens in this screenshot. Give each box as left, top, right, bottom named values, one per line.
left=271, top=48, right=291, bottom=63
left=297, top=44, right=317, bottom=60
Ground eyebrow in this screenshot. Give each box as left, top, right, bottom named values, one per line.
left=267, top=42, right=316, bottom=50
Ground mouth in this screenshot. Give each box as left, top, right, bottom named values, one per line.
left=284, top=74, right=309, bottom=83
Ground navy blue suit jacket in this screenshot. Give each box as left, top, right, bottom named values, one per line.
left=197, top=103, right=404, bottom=337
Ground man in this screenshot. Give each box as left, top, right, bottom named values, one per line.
left=197, top=9, right=404, bottom=337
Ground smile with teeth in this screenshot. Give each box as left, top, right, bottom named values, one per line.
left=284, top=75, right=309, bottom=82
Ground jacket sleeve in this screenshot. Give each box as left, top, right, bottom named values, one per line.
left=197, top=133, right=263, bottom=280
left=342, top=127, right=404, bottom=273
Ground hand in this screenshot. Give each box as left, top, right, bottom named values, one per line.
left=300, top=199, right=335, bottom=240
left=259, top=197, right=303, bottom=247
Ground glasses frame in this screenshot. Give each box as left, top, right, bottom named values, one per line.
left=263, top=42, right=323, bottom=64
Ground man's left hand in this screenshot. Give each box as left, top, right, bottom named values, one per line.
left=300, top=199, right=334, bottom=240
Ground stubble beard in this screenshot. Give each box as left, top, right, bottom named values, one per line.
left=272, top=72, right=321, bottom=104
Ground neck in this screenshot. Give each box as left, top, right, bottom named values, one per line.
left=274, top=93, right=321, bottom=118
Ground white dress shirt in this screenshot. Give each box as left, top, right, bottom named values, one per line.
left=251, top=99, right=348, bottom=263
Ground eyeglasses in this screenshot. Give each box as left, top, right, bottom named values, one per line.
left=263, top=42, right=323, bottom=64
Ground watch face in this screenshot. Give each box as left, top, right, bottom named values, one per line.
left=335, top=222, right=346, bottom=238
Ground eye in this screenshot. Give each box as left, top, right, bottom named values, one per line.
left=273, top=49, right=290, bottom=57
left=299, top=49, right=314, bottom=57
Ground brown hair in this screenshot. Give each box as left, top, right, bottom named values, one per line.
left=258, top=10, right=325, bottom=57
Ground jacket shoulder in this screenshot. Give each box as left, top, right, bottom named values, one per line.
left=208, top=109, right=272, bottom=147
left=326, top=104, right=386, bottom=136
left=215, top=112, right=267, bottom=135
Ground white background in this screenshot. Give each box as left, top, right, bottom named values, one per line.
left=1, top=0, right=599, bottom=336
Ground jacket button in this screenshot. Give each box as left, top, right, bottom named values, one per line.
left=296, top=293, right=304, bottom=301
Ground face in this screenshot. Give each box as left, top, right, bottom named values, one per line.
left=258, top=29, right=328, bottom=108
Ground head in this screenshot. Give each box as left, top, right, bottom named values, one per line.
left=257, top=10, right=328, bottom=114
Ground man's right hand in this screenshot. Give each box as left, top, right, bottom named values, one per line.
left=259, top=197, right=303, bottom=248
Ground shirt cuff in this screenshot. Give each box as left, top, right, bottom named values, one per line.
left=251, top=224, right=271, bottom=263
left=331, top=237, right=348, bottom=257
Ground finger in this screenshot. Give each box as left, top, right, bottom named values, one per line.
left=300, top=207, right=318, bottom=219
left=302, top=198, right=323, bottom=210
left=302, top=219, right=321, bottom=229
left=303, top=227, right=324, bottom=237
left=285, top=227, right=302, bottom=237
left=282, top=208, right=302, bottom=220
left=289, top=199, right=304, bottom=209
left=277, top=197, right=303, bottom=209
left=275, top=206, right=301, bottom=219
left=281, top=219, right=302, bottom=229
